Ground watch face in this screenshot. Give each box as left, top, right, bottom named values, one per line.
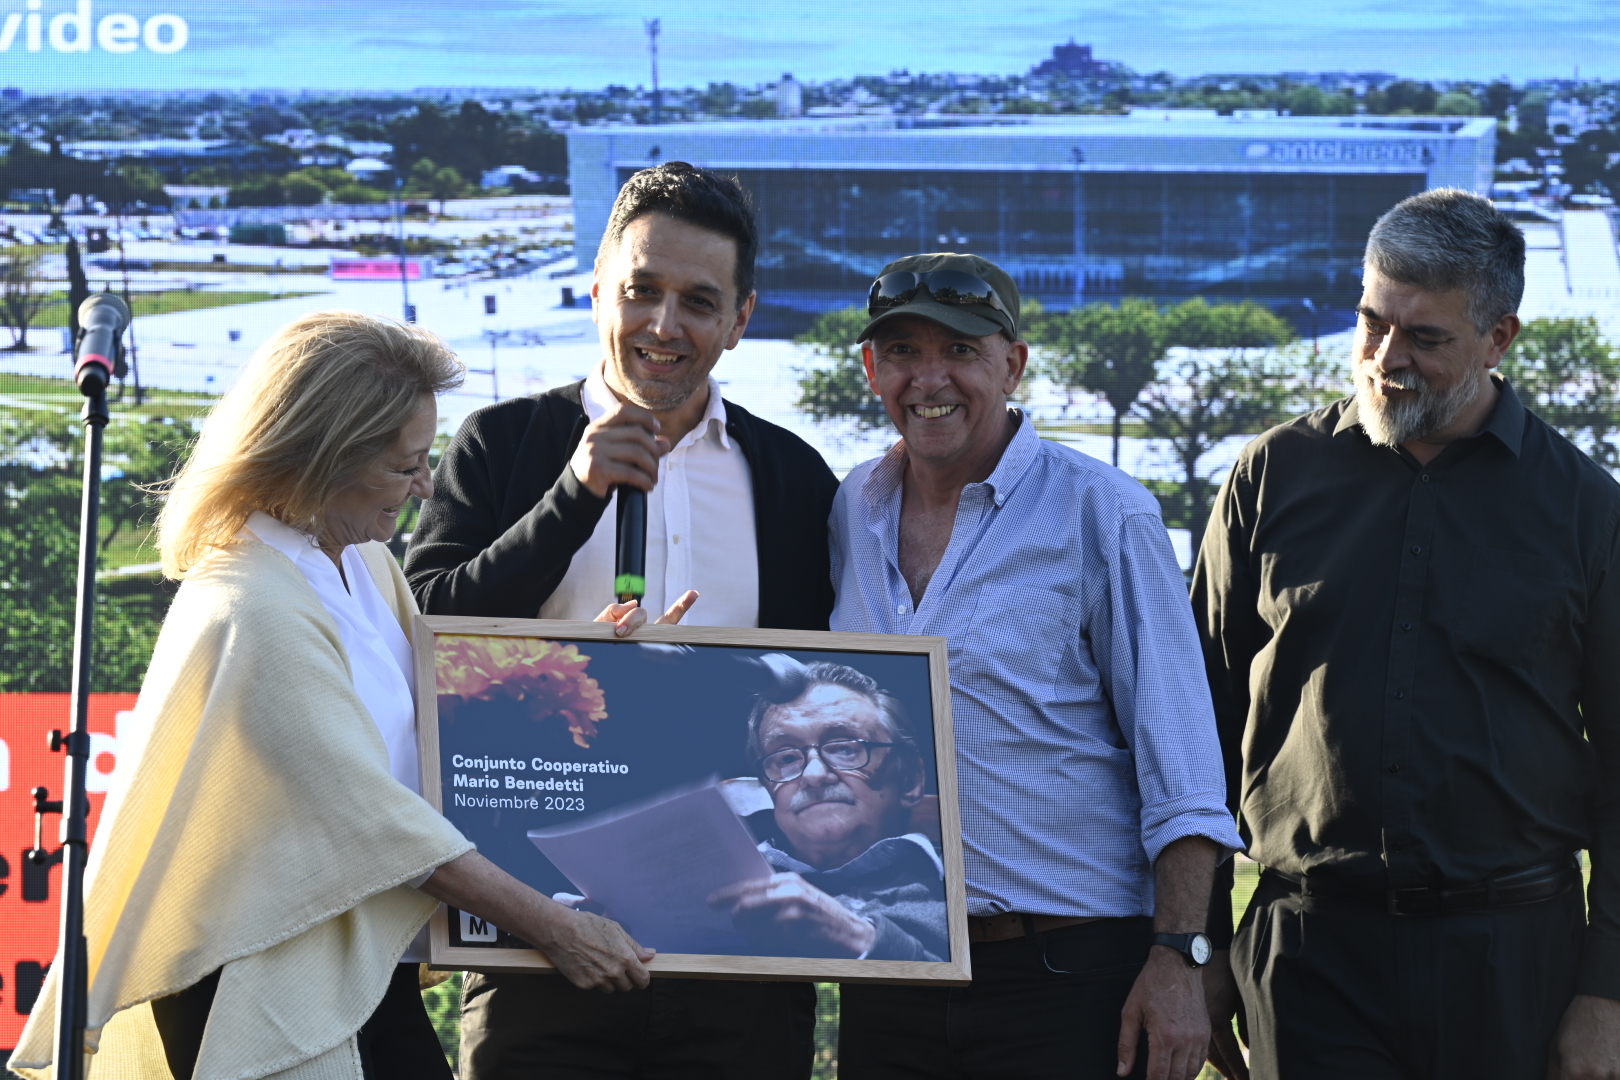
left=1190, top=933, right=1213, bottom=966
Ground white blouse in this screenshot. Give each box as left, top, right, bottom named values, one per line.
left=243, top=512, right=420, bottom=792
left=242, top=512, right=431, bottom=961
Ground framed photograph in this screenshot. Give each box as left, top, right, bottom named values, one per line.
left=413, top=616, right=969, bottom=985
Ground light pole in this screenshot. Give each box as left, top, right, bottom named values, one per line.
left=394, top=173, right=413, bottom=323
left=1302, top=297, right=1319, bottom=354
left=478, top=328, right=507, bottom=401
left=645, top=19, right=661, bottom=124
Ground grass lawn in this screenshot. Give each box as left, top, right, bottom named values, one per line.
left=0, top=373, right=219, bottom=572
left=4, top=288, right=327, bottom=335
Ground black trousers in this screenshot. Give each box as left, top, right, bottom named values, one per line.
left=1234, top=870, right=1586, bottom=1080
left=459, top=974, right=816, bottom=1080
left=839, top=916, right=1153, bottom=1080
left=150, top=964, right=451, bottom=1080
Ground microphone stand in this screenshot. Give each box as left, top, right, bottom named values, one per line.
left=42, top=340, right=112, bottom=1080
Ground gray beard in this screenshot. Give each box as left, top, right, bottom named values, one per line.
left=1355, top=366, right=1484, bottom=448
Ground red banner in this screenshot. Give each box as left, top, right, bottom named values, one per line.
left=330, top=257, right=430, bottom=280
left=0, top=694, right=138, bottom=1052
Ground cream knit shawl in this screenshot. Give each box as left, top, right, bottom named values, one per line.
left=9, top=540, right=473, bottom=1080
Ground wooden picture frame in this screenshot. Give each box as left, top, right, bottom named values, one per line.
left=415, top=615, right=969, bottom=985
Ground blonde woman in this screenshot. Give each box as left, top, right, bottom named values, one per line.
left=9, top=312, right=654, bottom=1080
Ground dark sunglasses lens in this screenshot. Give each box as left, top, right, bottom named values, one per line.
left=869, top=271, right=921, bottom=309
left=922, top=270, right=999, bottom=308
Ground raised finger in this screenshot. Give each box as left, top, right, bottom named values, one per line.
left=656, top=589, right=700, bottom=625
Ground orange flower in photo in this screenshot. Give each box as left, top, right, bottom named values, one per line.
left=436, top=635, right=610, bottom=747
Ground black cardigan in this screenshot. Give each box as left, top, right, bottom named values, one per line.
left=405, top=382, right=840, bottom=630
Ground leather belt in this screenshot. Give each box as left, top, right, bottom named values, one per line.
left=1268, top=855, right=1580, bottom=917
left=967, top=912, right=1103, bottom=943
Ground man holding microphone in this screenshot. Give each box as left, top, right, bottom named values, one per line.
left=406, top=162, right=838, bottom=1080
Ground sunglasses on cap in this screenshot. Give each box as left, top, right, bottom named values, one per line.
left=867, top=269, right=1013, bottom=319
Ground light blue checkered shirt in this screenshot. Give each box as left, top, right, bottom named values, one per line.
left=829, top=412, right=1243, bottom=918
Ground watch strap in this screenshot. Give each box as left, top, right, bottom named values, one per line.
left=1151, top=931, right=1209, bottom=967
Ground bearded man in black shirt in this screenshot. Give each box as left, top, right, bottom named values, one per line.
left=1195, top=188, right=1620, bottom=1079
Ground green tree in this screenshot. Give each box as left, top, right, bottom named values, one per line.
left=0, top=246, right=50, bottom=350
left=405, top=159, right=469, bottom=214
left=1517, top=91, right=1550, bottom=135
left=428, top=167, right=469, bottom=211
left=1033, top=297, right=1168, bottom=468
left=1137, top=300, right=1300, bottom=552
left=1434, top=92, right=1483, bottom=116
left=1282, top=85, right=1354, bottom=117
left=1484, top=81, right=1515, bottom=118
left=331, top=182, right=388, bottom=205
left=228, top=174, right=283, bottom=207
left=421, top=973, right=462, bottom=1068
left=1501, top=316, right=1620, bottom=471
left=0, top=407, right=194, bottom=692
left=793, top=306, right=888, bottom=430
left=1380, top=80, right=1439, bottom=115
left=107, top=162, right=168, bottom=207
left=280, top=172, right=328, bottom=206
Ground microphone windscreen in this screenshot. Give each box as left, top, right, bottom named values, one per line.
left=78, top=293, right=131, bottom=332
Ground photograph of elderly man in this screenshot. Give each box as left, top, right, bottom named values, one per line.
left=404, top=162, right=838, bottom=1080
left=1196, top=188, right=1620, bottom=1080
left=712, top=660, right=948, bottom=962
left=826, top=252, right=1242, bottom=1080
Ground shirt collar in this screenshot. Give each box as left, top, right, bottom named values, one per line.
left=1333, top=374, right=1524, bottom=458
left=243, top=510, right=322, bottom=566
left=583, top=359, right=731, bottom=450
left=861, top=408, right=1040, bottom=511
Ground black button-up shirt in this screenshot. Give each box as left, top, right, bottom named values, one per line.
left=1194, top=379, right=1620, bottom=997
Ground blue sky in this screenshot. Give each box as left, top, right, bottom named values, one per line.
left=3, top=0, right=1615, bottom=93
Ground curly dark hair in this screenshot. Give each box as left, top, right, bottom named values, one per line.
left=598, top=161, right=759, bottom=302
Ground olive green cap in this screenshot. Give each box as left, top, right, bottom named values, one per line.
left=855, top=252, right=1022, bottom=343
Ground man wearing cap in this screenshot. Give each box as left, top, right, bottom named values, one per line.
left=827, top=254, right=1242, bottom=1080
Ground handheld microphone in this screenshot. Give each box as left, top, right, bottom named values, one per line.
left=73, top=294, right=131, bottom=396
left=615, top=487, right=647, bottom=605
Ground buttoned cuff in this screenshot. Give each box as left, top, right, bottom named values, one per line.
left=1576, top=927, right=1620, bottom=999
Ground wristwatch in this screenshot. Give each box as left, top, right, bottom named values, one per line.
left=1152, top=931, right=1213, bottom=968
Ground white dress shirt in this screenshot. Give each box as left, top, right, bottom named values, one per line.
left=242, top=511, right=433, bottom=961
left=538, top=361, right=760, bottom=626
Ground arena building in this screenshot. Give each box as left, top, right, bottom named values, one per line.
left=568, top=113, right=1496, bottom=325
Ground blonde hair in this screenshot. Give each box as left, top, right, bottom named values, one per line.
left=156, top=310, right=464, bottom=579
